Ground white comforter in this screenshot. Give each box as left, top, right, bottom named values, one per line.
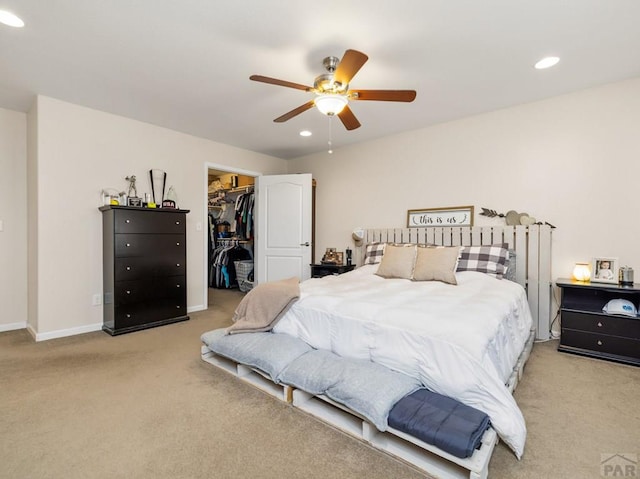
left=273, top=265, right=532, bottom=458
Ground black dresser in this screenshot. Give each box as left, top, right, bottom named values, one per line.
left=100, top=206, right=190, bottom=335
left=557, top=278, right=640, bottom=366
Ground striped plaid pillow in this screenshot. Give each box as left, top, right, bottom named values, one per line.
left=363, top=242, right=386, bottom=265
left=457, top=244, right=510, bottom=279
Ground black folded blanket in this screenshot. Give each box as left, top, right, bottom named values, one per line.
left=387, top=389, right=491, bottom=459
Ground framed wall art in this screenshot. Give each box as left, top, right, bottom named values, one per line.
left=591, top=256, right=618, bottom=284
left=407, top=206, right=474, bottom=228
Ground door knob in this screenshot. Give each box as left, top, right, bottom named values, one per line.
left=300, top=242, right=310, bottom=246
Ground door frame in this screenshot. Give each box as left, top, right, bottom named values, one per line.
left=203, top=162, right=261, bottom=310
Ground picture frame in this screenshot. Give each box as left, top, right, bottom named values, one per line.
left=591, top=257, right=619, bottom=284
left=407, top=206, right=474, bottom=228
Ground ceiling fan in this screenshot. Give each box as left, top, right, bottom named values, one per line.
left=250, top=49, right=416, bottom=131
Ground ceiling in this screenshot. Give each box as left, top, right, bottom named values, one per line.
left=1, top=1, right=639, bottom=160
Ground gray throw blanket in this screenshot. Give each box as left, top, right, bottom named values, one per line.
left=226, top=277, right=300, bottom=334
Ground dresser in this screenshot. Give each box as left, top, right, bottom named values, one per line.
left=557, top=278, right=640, bottom=366
left=100, top=206, right=190, bottom=335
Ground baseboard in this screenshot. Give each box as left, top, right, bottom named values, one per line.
left=188, top=304, right=206, bottom=314
left=0, top=321, right=27, bottom=333
left=31, top=322, right=103, bottom=342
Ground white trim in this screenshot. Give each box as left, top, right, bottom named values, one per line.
left=31, top=322, right=103, bottom=342
left=203, top=162, right=261, bottom=310
left=0, top=321, right=27, bottom=332
left=187, top=304, right=206, bottom=314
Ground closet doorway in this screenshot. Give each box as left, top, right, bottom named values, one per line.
left=205, top=163, right=259, bottom=310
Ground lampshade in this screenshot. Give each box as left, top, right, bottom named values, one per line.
left=572, top=262, right=591, bottom=282
left=314, top=94, right=348, bottom=116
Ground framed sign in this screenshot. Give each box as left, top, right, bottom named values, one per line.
left=407, top=206, right=474, bottom=228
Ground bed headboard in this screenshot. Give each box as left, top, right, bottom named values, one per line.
left=360, top=225, right=553, bottom=341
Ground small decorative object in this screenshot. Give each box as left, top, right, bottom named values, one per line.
left=322, top=247, right=339, bottom=264
left=149, top=169, right=167, bottom=205
left=101, top=188, right=120, bottom=206
left=346, top=248, right=353, bottom=265
left=162, top=185, right=178, bottom=209
left=125, top=175, right=140, bottom=207
left=619, top=266, right=634, bottom=286
left=407, top=206, right=473, bottom=228
left=591, top=257, right=618, bottom=284
left=125, top=175, right=138, bottom=198
left=479, top=207, right=556, bottom=228
left=128, top=196, right=142, bottom=207
left=572, top=262, right=591, bottom=282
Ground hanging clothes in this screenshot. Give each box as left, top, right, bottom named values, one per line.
left=234, top=191, right=254, bottom=240
left=210, top=241, right=252, bottom=289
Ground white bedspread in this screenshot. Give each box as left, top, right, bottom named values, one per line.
left=273, top=264, right=532, bottom=458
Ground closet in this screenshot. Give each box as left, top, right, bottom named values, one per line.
left=208, top=171, right=255, bottom=292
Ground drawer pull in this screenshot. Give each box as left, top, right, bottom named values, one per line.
left=126, top=290, right=131, bottom=294
left=175, top=221, right=180, bottom=225
left=597, top=322, right=602, bottom=327
left=176, top=263, right=181, bottom=267
left=176, top=305, right=181, bottom=309
left=126, top=266, right=131, bottom=271
left=126, top=313, right=131, bottom=318
left=125, top=219, right=131, bottom=224
left=126, top=243, right=131, bottom=247
left=176, top=242, right=180, bottom=246
left=597, top=340, right=603, bottom=346
left=176, top=284, right=180, bottom=288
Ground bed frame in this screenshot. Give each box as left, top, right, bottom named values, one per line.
left=201, top=224, right=551, bottom=478
left=361, top=224, right=553, bottom=341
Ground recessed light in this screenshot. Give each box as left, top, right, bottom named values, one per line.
left=0, top=10, right=25, bottom=28
left=299, top=130, right=312, bottom=137
left=534, top=56, right=560, bottom=70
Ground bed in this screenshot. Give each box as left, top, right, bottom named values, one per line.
left=201, top=225, right=553, bottom=479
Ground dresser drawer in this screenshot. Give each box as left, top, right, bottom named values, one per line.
left=114, top=210, right=186, bottom=234
left=114, top=277, right=186, bottom=305
left=115, top=234, right=186, bottom=259
left=561, top=329, right=640, bottom=360
left=114, top=255, right=186, bottom=280
left=114, top=301, right=187, bottom=329
left=562, top=310, right=640, bottom=339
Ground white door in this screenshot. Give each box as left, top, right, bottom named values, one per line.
left=255, top=174, right=312, bottom=284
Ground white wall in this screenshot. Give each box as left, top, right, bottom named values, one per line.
left=289, top=77, right=640, bottom=285
left=27, top=96, right=287, bottom=339
left=0, top=108, right=27, bottom=331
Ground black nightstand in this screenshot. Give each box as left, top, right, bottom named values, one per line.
left=310, top=263, right=356, bottom=278
left=556, top=278, right=640, bottom=366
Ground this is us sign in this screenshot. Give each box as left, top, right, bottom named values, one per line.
left=407, top=206, right=474, bottom=228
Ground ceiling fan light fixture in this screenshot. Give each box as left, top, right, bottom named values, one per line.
left=314, top=94, right=348, bottom=116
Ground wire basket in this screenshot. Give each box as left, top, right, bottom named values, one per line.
left=238, top=279, right=254, bottom=293
left=234, top=260, right=254, bottom=282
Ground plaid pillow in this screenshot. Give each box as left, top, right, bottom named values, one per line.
left=363, top=242, right=386, bottom=264
left=457, top=244, right=510, bottom=279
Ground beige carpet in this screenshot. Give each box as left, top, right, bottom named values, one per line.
left=1, top=289, right=638, bottom=479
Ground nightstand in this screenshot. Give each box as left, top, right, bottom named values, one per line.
left=310, top=263, right=356, bottom=278
left=556, top=278, right=640, bottom=366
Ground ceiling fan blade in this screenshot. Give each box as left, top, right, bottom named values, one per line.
left=274, top=101, right=315, bottom=123
left=250, top=75, right=312, bottom=92
left=333, top=50, right=368, bottom=86
left=350, top=89, right=417, bottom=102
left=337, top=105, right=361, bottom=131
